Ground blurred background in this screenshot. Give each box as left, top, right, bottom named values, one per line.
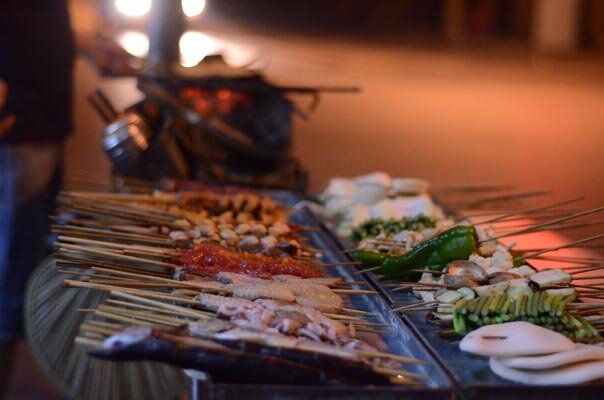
left=8, top=0, right=604, bottom=398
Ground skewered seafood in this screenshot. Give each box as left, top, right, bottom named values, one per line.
left=196, top=293, right=254, bottom=312
left=92, top=328, right=333, bottom=385
left=459, top=323, right=604, bottom=385
left=459, top=322, right=576, bottom=357
left=489, top=356, right=604, bottom=385
left=497, top=344, right=604, bottom=370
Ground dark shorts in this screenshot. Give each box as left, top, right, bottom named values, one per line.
left=0, top=142, right=63, bottom=341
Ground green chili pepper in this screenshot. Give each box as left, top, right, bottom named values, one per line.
left=373, top=226, right=478, bottom=280
left=353, top=251, right=387, bottom=267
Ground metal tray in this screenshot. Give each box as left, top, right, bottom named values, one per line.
left=310, top=208, right=604, bottom=400
left=188, top=191, right=454, bottom=399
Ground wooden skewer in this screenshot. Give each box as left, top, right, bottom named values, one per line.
left=355, top=327, right=390, bottom=335
left=569, top=265, right=604, bottom=275
left=342, top=307, right=378, bottom=316
left=531, top=255, right=604, bottom=265
left=444, top=189, right=551, bottom=209
left=94, top=309, right=159, bottom=327
left=109, top=291, right=213, bottom=319
left=392, top=301, right=438, bottom=312
left=514, top=244, right=604, bottom=252
left=494, top=219, right=604, bottom=235
left=55, top=254, right=172, bottom=277
left=514, top=233, right=604, bottom=261
left=97, top=305, right=186, bottom=327
left=313, top=261, right=363, bottom=267
left=56, top=243, right=180, bottom=269
left=355, top=266, right=382, bottom=274
left=432, top=183, right=515, bottom=193
left=51, top=218, right=170, bottom=238
left=58, top=236, right=176, bottom=255
left=572, top=276, right=604, bottom=281
left=481, top=207, right=604, bottom=243
left=64, top=280, right=201, bottom=305
left=332, top=289, right=377, bottom=295
left=105, top=299, right=200, bottom=319
left=409, top=269, right=444, bottom=275
left=476, top=197, right=584, bottom=225
left=477, top=209, right=582, bottom=225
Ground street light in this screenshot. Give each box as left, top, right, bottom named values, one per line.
left=115, top=0, right=206, bottom=18
left=115, top=0, right=152, bottom=17
left=182, top=0, right=206, bottom=17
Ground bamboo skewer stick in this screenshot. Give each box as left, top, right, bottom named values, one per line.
left=64, top=280, right=200, bottom=305
left=531, top=255, right=604, bottom=265
left=493, top=219, right=604, bottom=235
left=56, top=254, right=172, bottom=277
left=481, top=207, right=604, bottom=243
left=475, top=197, right=584, bottom=225
left=332, top=289, right=377, bottom=295
left=443, top=189, right=551, bottom=209
left=51, top=218, right=170, bottom=238
left=355, top=266, right=382, bottom=274
left=569, top=265, right=604, bottom=275
left=109, top=291, right=213, bottom=319
left=514, top=233, right=604, bottom=261
left=392, top=302, right=438, bottom=312
left=56, top=243, right=180, bottom=269
left=58, top=236, right=176, bottom=255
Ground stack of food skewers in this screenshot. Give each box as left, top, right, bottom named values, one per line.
left=319, top=172, right=604, bottom=384
left=53, top=186, right=435, bottom=387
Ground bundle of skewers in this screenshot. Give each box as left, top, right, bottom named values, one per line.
left=320, top=173, right=604, bottom=343
left=53, top=186, right=429, bottom=386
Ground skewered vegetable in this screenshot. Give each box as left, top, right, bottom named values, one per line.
left=452, top=293, right=601, bottom=341
left=351, top=215, right=436, bottom=242
left=355, top=226, right=478, bottom=280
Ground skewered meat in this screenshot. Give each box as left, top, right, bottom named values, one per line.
left=287, top=283, right=344, bottom=313
left=177, top=242, right=322, bottom=279
left=230, top=283, right=296, bottom=302
left=272, top=275, right=343, bottom=287
left=216, top=272, right=262, bottom=285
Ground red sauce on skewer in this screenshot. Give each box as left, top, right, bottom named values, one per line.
left=176, top=243, right=322, bottom=279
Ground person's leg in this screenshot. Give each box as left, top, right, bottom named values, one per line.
left=0, top=142, right=63, bottom=399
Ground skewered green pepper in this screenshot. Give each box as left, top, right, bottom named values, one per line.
left=354, top=225, right=478, bottom=280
